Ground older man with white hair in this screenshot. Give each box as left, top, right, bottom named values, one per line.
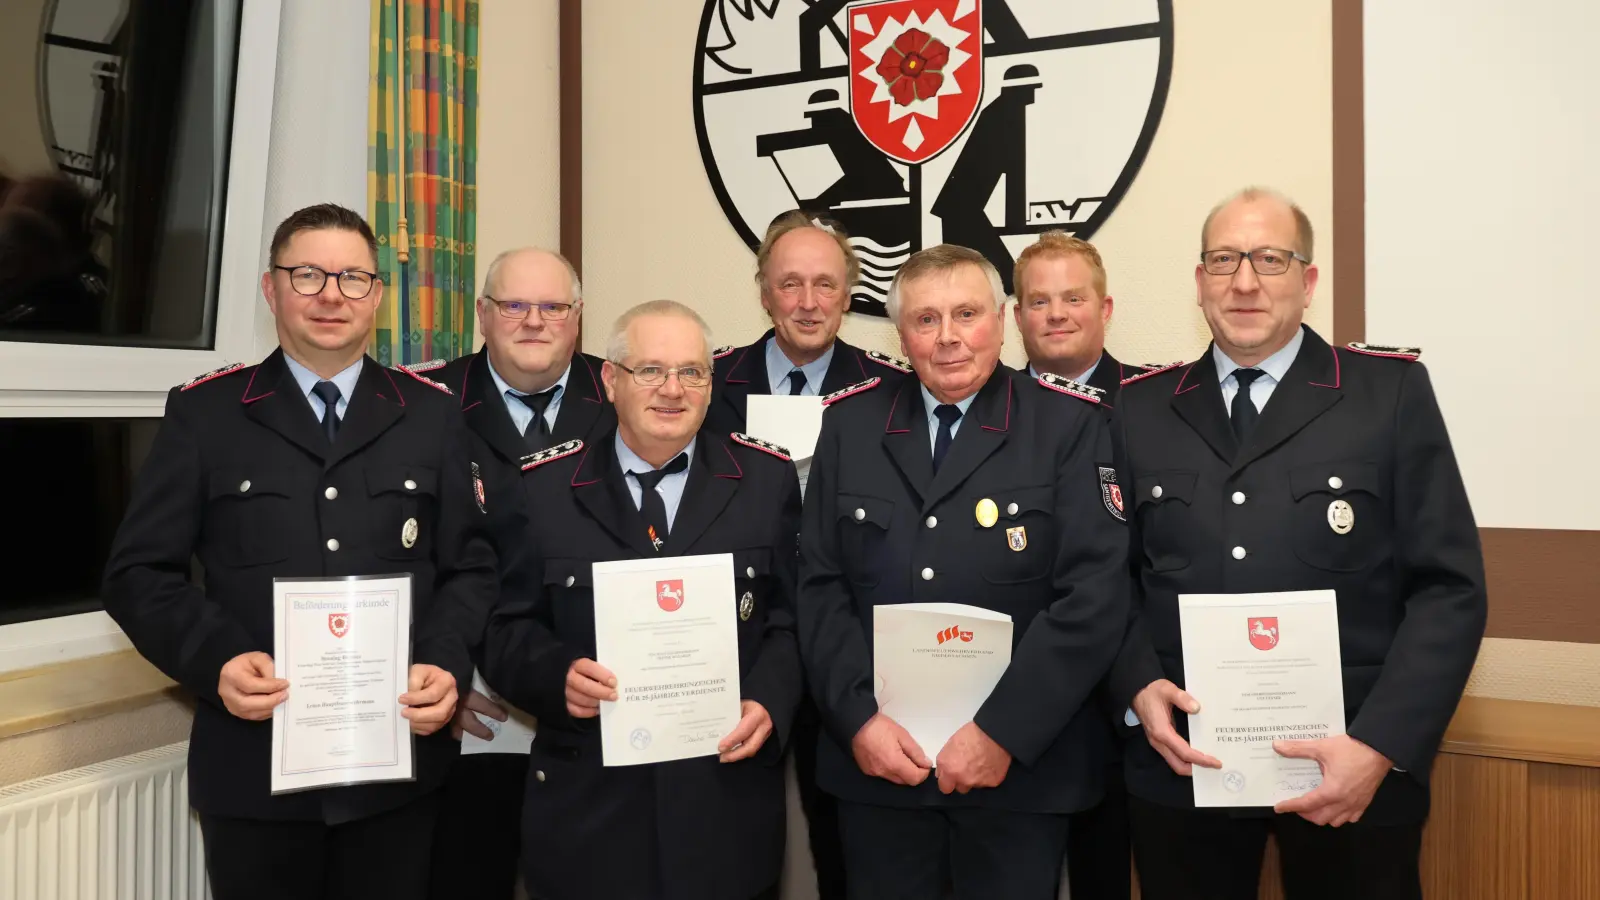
left=797, top=244, right=1130, bottom=899
left=482, top=300, right=804, bottom=900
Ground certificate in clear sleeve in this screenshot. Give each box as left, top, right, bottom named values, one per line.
left=1180, top=590, right=1346, bottom=807
left=270, top=574, right=415, bottom=794
left=592, top=553, right=742, bottom=767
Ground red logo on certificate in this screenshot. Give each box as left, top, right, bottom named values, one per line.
left=936, top=624, right=974, bottom=644
left=328, top=613, right=349, bottom=638
left=656, top=580, right=685, bottom=612
left=1248, top=617, right=1279, bottom=651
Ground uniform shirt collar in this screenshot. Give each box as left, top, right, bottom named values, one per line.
left=764, top=335, right=835, bottom=395
left=1213, top=326, right=1304, bottom=386
left=918, top=382, right=977, bottom=420
left=614, top=431, right=696, bottom=474
left=283, top=353, right=364, bottom=401
left=487, top=354, right=571, bottom=400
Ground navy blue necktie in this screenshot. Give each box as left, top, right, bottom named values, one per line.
left=932, top=404, right=963, bottom=473
left=629, top=453, right=689, bottom=550
left=786, top=369, right=807, bottom=396
left=1231, top=368, right=1265, bottom=443
left=513, top=387, right=559, bottom=450
left=311, top=381, right=342, bottom=444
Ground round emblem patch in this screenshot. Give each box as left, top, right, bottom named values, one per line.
left=1327, top=499, right=1354, bottom=535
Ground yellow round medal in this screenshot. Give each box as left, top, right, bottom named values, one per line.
left=975, top=498, right=999, bottom=528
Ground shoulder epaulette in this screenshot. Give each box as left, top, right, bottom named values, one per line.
left=1038, top=372, right=1104, bottom=404
left=1346, top=342, right=1421, bottom=361
left=730, top=432, right=792, bottom=461
left=394, top=365, right=454, bottom=395
left=1121, top=360, right=1185, bottom=386
left=712, top=345, right=736, bottom=360
left=865, top=350, right=913, bottom=374
left=521, top=439, right=583, bottom=471
left=821, top=376, right=881, bottom=406
left=179, top=362, right=246, bottom=391
left=401, top=358, right=447, bottom=373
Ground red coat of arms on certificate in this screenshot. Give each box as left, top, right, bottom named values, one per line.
left=328, top=613, right=349, bottom=638
left=656, top=580, right=685, bottom=612
left=1247, top=617, right=1279, bottom=651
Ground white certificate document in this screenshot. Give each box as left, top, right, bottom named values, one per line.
left=271, top=575, right=414, bottom=794
left=593, top=554, right=742, bottom=767
left=746, top=394, right=824, bottom=462
left=459, top=669, right=537, bottom=756
left=1180, top=590, right=1346, bottom=807
left=873, top=603, right=1013, bottom=760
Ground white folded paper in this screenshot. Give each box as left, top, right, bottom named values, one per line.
left=593, top=554, right=743, bottom=766
left=873, top=603, right=1013, bottom=760
left=1180, top=590, right=1346, bottom=807
left=459, top=669, right=537, bottom=756
left=271, top=574, right=414, bottom=793
left=745, top=394, right=825, bottom=462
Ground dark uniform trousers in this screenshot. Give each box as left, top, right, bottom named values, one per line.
left=708, top=331, right=895, bottom=900
left=424, top=350, right=615, bottom=900
left=798, top=365, right=1130, bottom=900
left=481, top=427, right=805, bottom=900
left=101, top=351, right=499, bottom=900
left=1107, top=327, right=1487, bottom=900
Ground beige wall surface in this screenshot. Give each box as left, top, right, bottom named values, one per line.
left=577, top=0, right=1332, bottom=364
left=0, top=0, right=53, bottom=176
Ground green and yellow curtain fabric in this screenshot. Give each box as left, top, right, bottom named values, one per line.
left=368, top=0, right=480, bottom=366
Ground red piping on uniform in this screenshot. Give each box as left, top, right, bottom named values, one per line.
left=241, top=367, right=274, bottom=404
left=1173, top=362, right=1202, bottom=395
left=725, top=346, right=753, bottom=384
left=1310, top=345, right=1342, bottom=389
left=580, top=354, right=602, bottom=403
left=570, top=446, right=599, bottom=487
left=852, top=349, right=869, bottom=380
left=717, top=442, right=743, bottom=480
left=885, top=389, right=910, bottom=434
left=380, top=367, right=407, bottom=406
left=981, top=380, right=1012, bottom=432
left=460, top=355, right=482, bottom=411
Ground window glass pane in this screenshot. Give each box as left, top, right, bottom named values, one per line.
left=0, top=0, right=241, bottom=348
left=0, top=417, right=160, bottom=626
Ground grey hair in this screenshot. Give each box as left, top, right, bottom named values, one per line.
left=604, top=300, right=714, bottom=364
left=480, top=247, right=583, bottom=303
left=1200, top=186, right=1315, bottom=262
left=884, top=244, right=1008, bottom=323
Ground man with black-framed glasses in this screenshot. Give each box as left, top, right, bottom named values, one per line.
left=482, top=299, right=803, bottom=900
left=406, top=246, right=614, bottom=900
left=102, top=203, right=496, bottom=900
left=1107, top=187, right=1485, bottom=899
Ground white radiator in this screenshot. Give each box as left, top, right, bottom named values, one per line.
left=0, top=742, right=209, bottom=900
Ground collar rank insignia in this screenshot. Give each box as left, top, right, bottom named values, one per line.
left=1038, top=372, right=1105, bottom=404
left=394, top=365, right=454, bottom=394
left=179, top=362, right=246, bottom=391
left=822, top=377, right=881, bottom=406
left=1346, top=342, right=1421, bottom=361
left=865, top=349, right=913, bottom=374
left=731, top=432, right=791, bottom=461
left=712, top=345, right=736, bottom=360
left=401, top=358, right=447, bottom=373
left=1121, top=360, right=1185, bottom=386
left=521, top=438, right=583, bottom=471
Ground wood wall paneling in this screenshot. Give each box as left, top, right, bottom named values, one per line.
left=1528, top=763, right=1600, bottom=898
left=1419, top=754, right=1528, bottom=900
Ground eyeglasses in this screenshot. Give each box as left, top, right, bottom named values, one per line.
left=614, top=362, right=712, bottom=388
left=484, top=295, right=577, bottom=321
left=274, top=265, right=379, bottom=300
left=1200, top=248, right=1309, bottom=277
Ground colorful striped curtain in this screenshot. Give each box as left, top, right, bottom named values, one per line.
left=367, top=0, right=480, bottom=366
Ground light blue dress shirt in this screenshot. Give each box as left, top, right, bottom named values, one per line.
left=919, top=383, right=977, bottom=453
left=1214, top=327, right=1304, bottom=416
left=1026, top=356, right=1100, bottom=384
left=764, top=336, right=835, bottom=396
left=615, top=434, right=696, bottom=531
left=488, top=356, right=571, bottom=435
left=283, top=355, right=363, bottom=423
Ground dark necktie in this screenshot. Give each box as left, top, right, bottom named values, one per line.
left=311, top=381, right=342, bottom=444
left=629, top=453, right=689, bottom=551
left=932, top=404, right=963, bottom=473
left=1231, top=368, right=1266, bottom=443
left=513, top=387, right=559, bottom=451
left=786, top=369, right=807, bottom=396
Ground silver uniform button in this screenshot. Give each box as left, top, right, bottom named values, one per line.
left=925, top=516, right=937, bottom=529
left=921, top=567, right=934, bottom=581
left=1151, top=485, right=1163, bottom=499
left=1006, top=502, right=1018, bottom=516
left=1231, top=546, right=1246, bottom=560
left=325, top=486, right=338, bottom=500
left=405, top=479, right=418, bottom=491
left=854, top=508, right=866, bottom=521
left=326, top=538, right=340, bottom=552
left=239, top=480, right=251, bottom=493
left=1328, top=476, right=1343, bottom=490
left=535, top=770, right=546, bottom=783
left=565, top=576, right=575, bottom=587
left=1232, top=491, right=1246, bottom=505
left=746, top=566, right=756, bottom=578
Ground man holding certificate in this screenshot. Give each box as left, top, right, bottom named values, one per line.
left=798, top=244, right=1130, bottom=900
left=1107, top=188, right=1487, bottom=899
left=483, top=300, right=803, bottom=900
left=101, top=205, right=495, bottom=900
